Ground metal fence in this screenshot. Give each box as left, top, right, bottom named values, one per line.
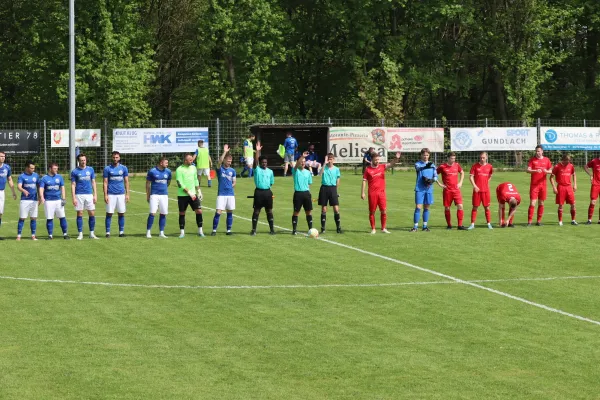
left=2, top=119, right=600, bottom=175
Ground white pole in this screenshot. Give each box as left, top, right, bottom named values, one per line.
left=69, top=0, right=76, bottom=171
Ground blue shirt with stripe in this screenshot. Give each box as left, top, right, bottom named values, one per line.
left=18, top=172, right=40, bottom=201
left=0, top=164, right=11, bottom=190
left=217, top=165, right=236, bottom=196
left=103, top=164, right=129, bottom=195
left=40, top=174, right=64, bottom=201
left=284, top=137, right=298, bottom=154
left=147, top=167, right=172, bottom=195
left=71, top=167, right=95, bottom=195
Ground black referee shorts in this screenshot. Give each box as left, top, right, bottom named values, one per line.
left=178, top=195, right=201, bottom=212
left=253, top=188, right=273, bottom=210
left=318, top=185, right=339, bottom=206
left=293, top=191, right=313, bottom=212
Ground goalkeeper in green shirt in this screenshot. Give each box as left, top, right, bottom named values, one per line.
left=176, top=154, right=204, bottom=238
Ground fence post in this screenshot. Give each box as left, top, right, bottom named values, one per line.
left=434, top=118, right=437, bottom=165
left=328, top=117, right=331, bottom=125
left=43, top=120, right=48, bottom=171
left=160, top=118, right=163, bottom=129
left=216, top=118, right=221, bottom=154
left=104, top=119, right=108, bottom=166
left=381, top=118, right=385, bottom=127
left=485, top=118, right=488, bottom=128
left=537, top=118, right=541, bottom=146
left=584, top=119, right=588, bottom=165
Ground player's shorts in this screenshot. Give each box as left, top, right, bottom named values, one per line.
left=106, top=194, right=126, bottom=214
left=590, top=185, right=600, bottom=201
left=75, top=194, right=95, bottom=211
left=443, top=189, right=463, bottom=207
left=293, top=191, right=313, bottom=212
left=472, top=191, right=491, bottom=207
left=556, top=185, right=575, bottom=205
left=284, top=153, right=295, bottom=163
left=197, top=168, right=211, bottom=177
left=44, top=199, right=66, bottom=219
left=178, top=195, right=201, bottom=212
left=318, top=186, right=339, bottom=207
left=306, top=160, right=320, bottom=168
left=253, top=188, right=273, bottom=210
left=368, top=190, right=387, bottom=213
left=245, top=158, right=254, bottom=167
left=0, top=190, right=4, bottom=214
left=149, top=194, right=169, bottom=215
left=216, top=195, right=236, bottom=211
left=19, top=200, right=38, bottom=219
left=529, top=183, right=547, bottom=201
left=415, top=190, right=434, bottom=205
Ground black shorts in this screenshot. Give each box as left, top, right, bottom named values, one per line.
left=178, top=196, right=201, bottom=212
left=253, top=188, right=273, bottom=210
left=318, top=185, right=339, bottom=206
left=293, top=191, right=313, bottom=212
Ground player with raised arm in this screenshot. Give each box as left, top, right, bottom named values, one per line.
left=40, top=163, right=69, bottom=239
left=103, top=151, right=130, bottom=238
left=250, top=141, right=275, bottom=235
left=71, top=153, right=98, bottom=240
left=526, top=145, right=552, bottom=226
left=361, top=152, right=401, bottom=234
left=176, top=154, right=203, bottom=238
left=291, top=151, right=314, bottom=235
left=496, top=182, right=521, bottom=227
left=412, top=148, right=444, bottom=232
left=16, top=161, right=40, bottom=241
left=241, top=134, right=255, bottom=178
left=146, top=157, right=172, bottom=238
left=0, top=151, right=17, bottom=240
left=212, top=145, right=236, bottom=236
left=192, top=139, right=213, bottom=187
left=283, top=131, right=298, bottom=177
left=318, top=153, right=342, bottom=234
left=550, top=154, right=577, bottom=226
left=468, top=152, right=494, bottom=230
left=437, top=152, right=466, bottom=230
left=583, top=155, right=600, bottom=224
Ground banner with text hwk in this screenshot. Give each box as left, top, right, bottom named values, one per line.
left=113, top=128, right=209, bottom=154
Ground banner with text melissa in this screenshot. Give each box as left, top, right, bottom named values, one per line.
left=540, top=127, right=600, bottom=150
left=51, top=129, right=101, bottom=148
left=450, top=127, right=537, bottom=151
left=0, top=129, right=41, bottom=154
left=113, top=128, right=209, bottom=153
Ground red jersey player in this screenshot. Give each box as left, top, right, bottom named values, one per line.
left=549, top=154, right=578, bottom=226
left=436, top=152, right=466, bottom=230
left=468, top=152, right=494, bottom=229
left=583, top=157, right=600, bottom=224
left=526, top=145, right=552, bottom=226
left=496, top=182, right=521, bottom=228
left=361, top=152, right=401, bottom=234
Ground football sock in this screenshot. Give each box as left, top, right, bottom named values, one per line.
left=30, top=219, right=36, bottom=235
left=306, top=215, right=313, bottom=230
left=267, top=212, right=274, bottom=231
left=501, top=208, right=506, bottom=225
left=179, top=215, right=185, bottom=229
left=381, top=213, right=387, bottom=230
left=118, top=215, right=125, bottom=232
left=248, top=168, right=254, bottom=178
left=0, top=217, right=2, bottom=228
left=89, top=216, right=96, bottom=232
left=558, top=208, right=563, bottom=222
left=509, top=215, right=515, bottom=225
left=537, top=205, right=544, bottom=223
left=159, top=215, right=166, bottom=231
left=570, top=208, right=576, bottom=220
left=226, top=212, right=233, bottom=231
left=196, top=212, right=203, bottom=228
left=105, top=214, right=112, bottom=233
left=59, top=217, right=68, bottom=234
left=369, top=214, right=376, bottom=229
left=444, top=209, right=451, bottom=226
left=588, top=204, right=594, bottom=220
left=47, top=219, right=54, bottom=236
left=423, top=209, right=430, bottom=225
left=484, top=209, right=491, bottom=223
left=252, top=211, right=259, bottom=231
left=334, top=212, right=340, bottom=229
left=212, top=213, right=221, bottom=230
left=413, top=208, right=421, bottom=226
left=17, top=219, right=24, bottom=235
left=457, top=209, right=464, bottom=226
left=471, top=210, right=477, bottom=224
left=528, top=205, right=534, bottom=224
left=292, top=215, right=298, bottom=231
left=321, top=213, right=326, bottom=230
left=77, top=216, right=83, bottom=232
left=147, top=214, right=155, bottom=230
left=207, top=179, right=212, bottom=187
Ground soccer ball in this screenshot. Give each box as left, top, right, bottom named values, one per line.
left=308, top=228, right=319, bottom=238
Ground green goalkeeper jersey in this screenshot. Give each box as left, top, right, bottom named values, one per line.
left=175, top=164, right=199, bottom=196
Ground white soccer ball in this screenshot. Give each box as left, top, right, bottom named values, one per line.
left=308, top=228, right=319, bottom=238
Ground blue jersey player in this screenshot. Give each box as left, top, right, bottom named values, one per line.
left=412, top=148, right=444, bottom=232
left=283, top=131, right=298, bottom=177
left=71, top=153, right=99, bottom=240
left=0, top=151, right=18, bottom=240
left=146, top=157, right=172, bottom=238
left=103, top=151, right=130, bottom=237
left=212, top=144, right=237, bottom=236
left=16, top=160, right=40, bottom=241
left=40, top=163, right=69, bottom=239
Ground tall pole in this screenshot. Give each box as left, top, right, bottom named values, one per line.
left=69, top=0, right=76, bottom=171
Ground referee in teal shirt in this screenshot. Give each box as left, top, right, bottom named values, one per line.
left=318, top=153, right=342, bottom=233
left=251, top=142, right=275, bottom=235
left=292, top=151, right=313, bottom=235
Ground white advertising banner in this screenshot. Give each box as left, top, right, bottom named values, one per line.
left=450, top=127, right=537, bottom=151
left=540, top=127, right=600, bottom=150
left=385, top=127, right=444, bottom=153
left=112, top=127, right=209, bottom=154
left=51, top=129, right=101, bottom=148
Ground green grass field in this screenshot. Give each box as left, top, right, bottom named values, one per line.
left=1, top=169, right=600, bottom=399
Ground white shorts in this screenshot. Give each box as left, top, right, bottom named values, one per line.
left=216, top=195, right=235, bottom=211
left=306, top=160, right=320, bottom=168
left=149, top=194, right=169, bottom=215
left=0, top=190, right=4, bottom=214
left=20, top=200, right=38, bottom=219
left=197, top=168, right=211, bottom=177
left=44, top=199, right=66, bottom=219
left=75, top=194, right=95, bottom=211
left=245, top=158, right=254, bottom=167
left=106, top=194, right=126, bottom=214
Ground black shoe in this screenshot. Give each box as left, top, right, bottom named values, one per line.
left=119, top=233, right=125, bottom=237
left=292, top=230, right=297, bottom=235
left=47, top=236, right=53, bottom=240
left=250, top=230, right=256, bottom=236
left=63, top=235, right=71, bottom=240
left=585, top=221, right=592, bottom=225
left=321, top=229, right=325, bottom=234
left=105, top=233, right=110, bottom=238
left=457, top=226, right=468, bottom=230
left=501, top=224, right=506, bottom=228
left=526, top=223, right=532, bottom=227
left=410, top=228, right=418, bottom=232
left=269, top=230, right=276, bottom=235
left=446, top=226, right=453, bottom=230
left=336, top=228, right=342, bottom=234
left=226, top=231, right=233, bottom=236
left=211, top=231, right=216, bottom=236
left=422, top=227, right=430, bottom=232
left=536, top=222, right=543, bottom=227
left=0, top=237, right=4, bottom=240
left=507, top=224, right=515, bottom=228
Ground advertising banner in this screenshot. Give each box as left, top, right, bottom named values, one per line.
left=540, top=127, right=600, bottom=150
left=51, top=129, right=101, bottom=148
left=328, top=127, right=388, bottom=164
left=0, top=129, right=41, bottom=154
left=450, top=127, right=537, bottom=151
left=112, top=128, right=209, bottom=154
left=385, top=128, right=444, bottom=153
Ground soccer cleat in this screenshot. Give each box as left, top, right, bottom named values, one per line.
left=0, top=237, right=4, bottom=241
left=536, top=222, right=543, bottom=227
left=585, top=220, right=592, bottom=225
left=457, top=226, right=468, bottom=231
left=105, top=233, right=110, bottom=238
left=226, top=231, right=232, bottom=236
left=158, top=233, right=168, bottom=239
left=382, top=229, right=391, bottom=233
left=211, top=231, right=217, bottom=236
left=508, top=224, right=515, bottom=228
left=371, top=229, right=377, bottom=234
left=409, top=228, right=418, bottom=232
left=291, top=230, right=297, bottom=235
left=119, top=233, right=125, bottom=238
left=63, top=235, right=71, bottom=240
left=487, top=223, right=493, bottom=230
left=571, top=221, right=578, bottom=226
left=526, top=223, right=532, bottom=227
left=558, top=221, right=563, bottom=226
left=446, top=226, right=453, bottom=230
left=77, top=232, right=84, bottom=240
left=90, top=233, right=99, bottom=239
left=422, top=227, right=430, bottom=232
left=198, top=233, right=205, bottom=237
left=336, top=228, right=342, bottom=234
left=467, top=225, right=475, bottom=230
left=47, top=235, right=53, bottom=240
left=146, top=233, right=152, bottom=239
left=598, top=220, right=600, bottom=224
left=31, top=235, right=38, bottom=241
left=321, top=229, right=326, bottom=234
left=250, top=230, right=256, bottom=236
left=269, top=230, right=276, bottom=235
left=500, top=224, right=506, bottom=228
left=178, top=233, right=185, bottom=239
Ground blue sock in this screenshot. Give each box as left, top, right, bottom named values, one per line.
left=147, top=214, right=155, bottom=230
left=77, top=216, right=83, bottom=232
left=118, top=215, right=125, bottom=232
left=159, top=215, right=166, bottom=231
left=226, top=212, right=233, bottom=231
left=212, top=213, right=221, bottom=231
left=47, top=219, right=54, bottom=236
left=208, top=179, right=212, bottom=187
left=30, top=220, right=37, bottom=235
left=423, top=209, right=430, bottom=226
left=59, top=218, right=68, bottom=234
left=413, top=208, right=421, bottom=227
left=18, top=219, right=24, bottom=235
left=248, top=168, right=254, bottom=177
left=89, top=216, right=96, bottom=232
left=105, top=214, right=112, bottom=233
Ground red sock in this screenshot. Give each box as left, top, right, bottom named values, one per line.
left=537, top=205, right=544, bottom=223
left=485, top=209, right=491, bottom=223
left=571, top=208, right=576, bottom=221
left=457, top=210, right=464, bottom=226
left=558, top=208, right=563, bottom=222
left=588, top=204, right=594, bottom=221
left=509, top=215, right=514, bottom=225
left=527, top=205, right=534, bottom=224
left=471, top=210, right=477, bottom=224
left=369, top=214, right=375, bottom=229
left=381, top=213, right=387, bottom=229
left=501, top=208, right=506, bottom=226
left=444, top=209, right=451, bottom=226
